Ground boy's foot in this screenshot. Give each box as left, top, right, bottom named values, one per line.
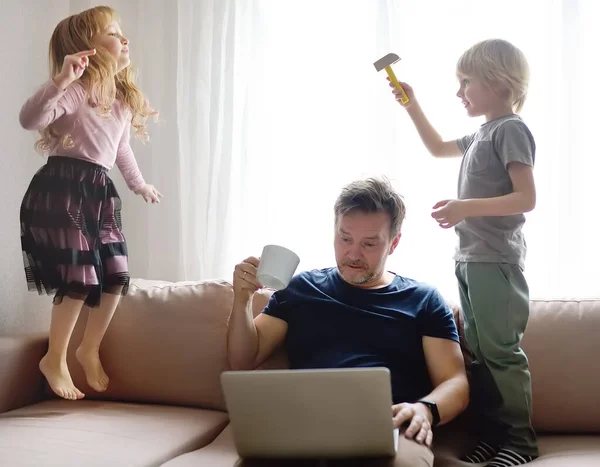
left=460, top=441, right=501, bottom=463
left=76, top=347, right=109, bottom=392
left=39, top=354, right=85, bottom=400
left=488, top=448, right=537, bottom=466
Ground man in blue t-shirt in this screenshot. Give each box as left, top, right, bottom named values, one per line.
left=227, top=178, right=469, bottom=467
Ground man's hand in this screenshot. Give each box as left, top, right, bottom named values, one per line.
left=392, top=402, right=434, bottom=447
left=431, top=199, right=468, bottom=228
left=233, top=256, right=263, bottom=304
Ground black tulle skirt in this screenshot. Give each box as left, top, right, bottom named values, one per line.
left=20, top=156, right=130, bottom=307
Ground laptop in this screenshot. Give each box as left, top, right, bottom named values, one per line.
left=220, top=367, right=398, bottom=459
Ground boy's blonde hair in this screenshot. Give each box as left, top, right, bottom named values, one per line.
left=37, top=6, right=157, bottom=153
left=456, top=39, right=530, bottom=113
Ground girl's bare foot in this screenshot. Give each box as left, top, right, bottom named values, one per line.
left=39, top=354, right=85, bottom=400
left=76, top=347, right=109, bottom=392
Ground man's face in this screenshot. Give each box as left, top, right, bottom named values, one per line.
left=334, top=210, right=400, bottom=288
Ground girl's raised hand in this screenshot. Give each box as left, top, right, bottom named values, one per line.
left=53, top=49, right=96, bottom=90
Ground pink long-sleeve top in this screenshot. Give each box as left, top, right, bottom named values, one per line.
left=19, top=80, right=145, bottom=191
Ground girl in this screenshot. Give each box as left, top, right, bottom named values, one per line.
left=19, top=6, right=162, bottom=401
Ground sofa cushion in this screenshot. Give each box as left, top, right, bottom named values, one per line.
left=529, top=435, right=600, bottom=466
left=433, top=429, right=600, bottom=467
left=163, top=423, right=600, bottom=467
left=163, top=424, right=436, bottom=467
left=0, top=334, right=47, bottom=413
left=0, top=399, right=228, bottom=467
left=60, top=279, right=283, bottom=410
left=161, top=424, right=240, bottom=466
left=454, top=298, right=600, bottom=434
left=523, top=299, right=600, bottom=432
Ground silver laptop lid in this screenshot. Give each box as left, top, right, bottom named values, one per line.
left=221, top=367, right=397, bottom=459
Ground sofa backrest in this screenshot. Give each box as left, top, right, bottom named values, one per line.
left=65, top=279, right=284, bottom=411
left=65, top=279, right=600, bottom=433
left=523, top=299, right=600, bottom=433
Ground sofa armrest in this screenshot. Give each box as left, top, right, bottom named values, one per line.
left=0, top=334, right=48, bottom=413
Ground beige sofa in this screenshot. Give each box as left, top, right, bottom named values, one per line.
left=1, top=278, right=599, bottom=466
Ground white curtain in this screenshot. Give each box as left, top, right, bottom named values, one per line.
left=18, top=0, right=599, bottom=301
left=155, top=0, right=597, bottom=301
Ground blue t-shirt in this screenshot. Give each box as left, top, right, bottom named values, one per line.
left=262, top=268, right=459, bottom=404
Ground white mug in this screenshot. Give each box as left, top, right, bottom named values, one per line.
left=256, top=245, right=300, bottom=290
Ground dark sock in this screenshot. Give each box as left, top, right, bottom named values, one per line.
left=460, top=441, right=500, bottom=463
left=487, top=448, right=537, bottom=466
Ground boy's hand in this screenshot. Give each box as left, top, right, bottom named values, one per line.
left=387, top=78, right=416, bottom=109
left=134, top=183, right=163, bottom=204
left=431, top=199, right=468, bottom=228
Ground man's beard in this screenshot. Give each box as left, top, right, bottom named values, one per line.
left=339, top=261, right=374, bottom=285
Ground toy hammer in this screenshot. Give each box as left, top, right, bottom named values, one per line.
left=373, top=53, right=409, bottom=104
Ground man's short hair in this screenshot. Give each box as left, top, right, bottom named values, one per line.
left=334, top=177, right=406, bottom=237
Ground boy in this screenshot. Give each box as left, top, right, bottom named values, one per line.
left=391, top=39, right=538, bottom=466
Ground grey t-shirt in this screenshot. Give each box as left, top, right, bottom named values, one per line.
left=455, top=114, right=535, bottom=268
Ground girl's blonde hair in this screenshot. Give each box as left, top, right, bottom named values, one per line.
left=37, top=6, right=157, bottom=153
left=456, top=39, right=530, bottom=113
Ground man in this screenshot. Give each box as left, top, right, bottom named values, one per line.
left=227, top=178, right=469, bottom=467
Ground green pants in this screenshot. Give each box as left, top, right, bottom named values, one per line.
left=455, top=262, right=538, bottom=456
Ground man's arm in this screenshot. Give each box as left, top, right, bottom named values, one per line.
left=227, top=256, right=288, bottom=370
left=227, top=304, right=287, bottom=370
left=419, top=336, right=470, bottom=425
left=391, top=335, right=468, bottom=447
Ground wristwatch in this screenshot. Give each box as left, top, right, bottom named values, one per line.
left=417, top=399, right=440, bottom=427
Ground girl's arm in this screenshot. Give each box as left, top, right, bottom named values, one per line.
left=19, top=50, right=95, bottom=131
left=115, top=114, right=145, bottom=191
left=19, top=80, right=86, bottom=130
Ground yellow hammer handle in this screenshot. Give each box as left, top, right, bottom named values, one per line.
left=385, top=66, right=409, bottom=104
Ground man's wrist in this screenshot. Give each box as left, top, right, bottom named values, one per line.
left=416, top=400, right=440, bottom=426
left=233, top=294, right=252, bottom=310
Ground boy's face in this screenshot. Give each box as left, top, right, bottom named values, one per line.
left=456, top=74, right=510, bottom=120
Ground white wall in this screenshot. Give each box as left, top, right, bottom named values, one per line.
left=0, top=1, right=71, bottom=334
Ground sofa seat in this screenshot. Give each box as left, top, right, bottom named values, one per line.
left=531, top=436, right=600, bottom=466
left=161, top=425, right=239, bottom=466
left=161, top=424, right=600, bottom=467
left=0, top=399, right=228, bottom=467
left=428, top=429, right=600, bottom=467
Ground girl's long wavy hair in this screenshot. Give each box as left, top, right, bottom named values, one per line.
left=36, top=6, right=157, bottom=153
